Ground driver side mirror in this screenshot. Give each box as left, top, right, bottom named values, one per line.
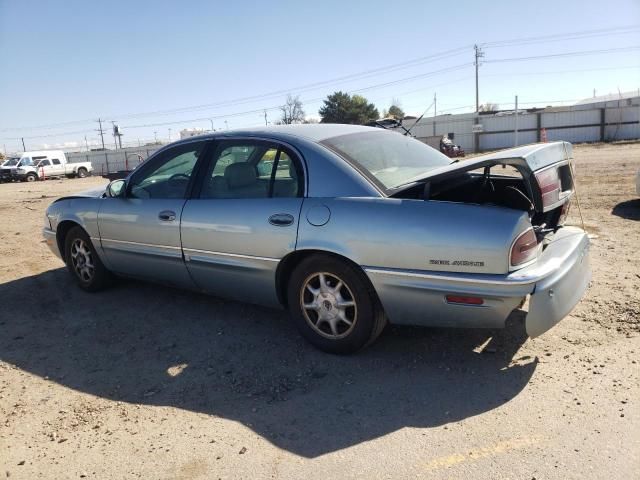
left=106, top=179, right=126, bottom=198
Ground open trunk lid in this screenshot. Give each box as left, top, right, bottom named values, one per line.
left=392, top=141, right=575, bottom=215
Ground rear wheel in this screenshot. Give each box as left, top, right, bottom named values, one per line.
left=76, top=167, right=88, bottom=178
left=287, top=255, right=387, bottom=354
left=64, top=226, right=112, bottom=292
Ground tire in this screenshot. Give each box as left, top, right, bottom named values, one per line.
left=64, top=226, right=112, bottom=292
left=76, top=167, right=88, bottom=178
left=287, top=255, right=387, bottom=354
left=26, top=173, right=38, bottom=182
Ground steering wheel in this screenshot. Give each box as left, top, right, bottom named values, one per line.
left=167, top=173, right=190, bottom=187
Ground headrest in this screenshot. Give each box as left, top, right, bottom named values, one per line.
left=225, top=163, right=257, bottom=188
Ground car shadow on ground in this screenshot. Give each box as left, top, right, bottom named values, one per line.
left=612, top=199, right=640, bottom=221
left=0, top=268, right=536, bottom=458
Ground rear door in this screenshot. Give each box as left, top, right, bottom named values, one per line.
left=98, top=140, right=210, bottom=287
left=181, top=139, right=304, bottom=306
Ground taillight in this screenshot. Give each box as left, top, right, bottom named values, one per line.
left=535, top=168, right=561, bottom=209
left=510, top=228, right=538, bottom=268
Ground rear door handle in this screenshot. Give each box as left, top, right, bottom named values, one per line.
left=268, top=213, right=294, bottom=226
left=158, top=210, right=176, bottom=221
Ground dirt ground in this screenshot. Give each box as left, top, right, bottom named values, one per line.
left=1, top=142, right=639, bottom=479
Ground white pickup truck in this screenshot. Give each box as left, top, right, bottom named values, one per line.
left=11, top=150, right=93, bottom=182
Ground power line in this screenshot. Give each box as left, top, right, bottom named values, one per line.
left=485, top=46, right=640, bottom=63
left=111, top=47, right=471, bottom=121
left=482, top=25, right=640, bottom=48
left=119, top=63, right=474, bottom=129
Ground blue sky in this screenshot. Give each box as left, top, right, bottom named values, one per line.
left=1, top=0, right=639, bottom=152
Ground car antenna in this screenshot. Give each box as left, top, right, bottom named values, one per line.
left=403, top=99, right=436, bottom=137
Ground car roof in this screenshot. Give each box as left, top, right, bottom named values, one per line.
left=174, top=124, right=382, bottom=145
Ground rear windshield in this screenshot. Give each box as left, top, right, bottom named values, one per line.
left=321, top=131, right=451, bottom=191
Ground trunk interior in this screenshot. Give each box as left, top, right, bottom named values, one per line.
left=391, top=164, right=570, bottom=240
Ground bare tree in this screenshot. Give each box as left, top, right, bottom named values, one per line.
left=478, top=103, right=499, bottom=112
left=280, top=94, right=305, bottom=124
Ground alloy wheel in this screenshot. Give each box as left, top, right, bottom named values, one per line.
left=300, top=272, right=357, bottom=339
left=70, top=238, right=95, bottom=283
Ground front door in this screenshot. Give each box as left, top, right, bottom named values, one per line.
left=98, top=141, right=209, bottom=288
left=181, top=140, right=304, bottom=306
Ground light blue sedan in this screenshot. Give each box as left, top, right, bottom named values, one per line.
left=43, top=125, right=590, bottom=353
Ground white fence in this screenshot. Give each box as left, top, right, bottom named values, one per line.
left=398, top=103, right=640, bottom=152
left=66, top=145, right=163, bottom=174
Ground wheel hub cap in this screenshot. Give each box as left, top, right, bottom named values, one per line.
left=301, top=272, right=357, bottom=339
left=70, top=238, right=95, bottom=283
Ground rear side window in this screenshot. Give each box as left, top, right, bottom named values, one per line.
left=52, top=159, right=61, bottom=165
left=38, top=159, right=51, bottom=166
left=199, top=142, right=301, bottom=199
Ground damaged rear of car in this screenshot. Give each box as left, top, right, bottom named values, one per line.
left=387, top=141, right=590, bottom=337
left=319, top=132, right=590, bottom=338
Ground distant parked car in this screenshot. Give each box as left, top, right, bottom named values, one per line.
left=12, top=150, right=92, bottom=182
left=636, top=169, right=640, bottom=196
left=43, top=125, right=590, bottom=353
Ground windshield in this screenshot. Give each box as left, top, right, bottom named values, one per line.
left=321, top=131, right=451, bottom=191
left=3, top=157, right=20, bottom=166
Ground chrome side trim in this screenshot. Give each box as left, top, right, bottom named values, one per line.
left=100, top=238, right=182, bottom=250
left=363, top=267, right=536, bottom=286
left=183, top=247, right=280, bottom=263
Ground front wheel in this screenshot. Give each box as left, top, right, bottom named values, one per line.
left=287, top=255, right=387, bottom=354
left=64, top=226, right=112, bottom=292
left=76, top=167, right=88, bottom=178
left=26, top=173, right=38, bottom=182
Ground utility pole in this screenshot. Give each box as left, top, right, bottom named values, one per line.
left=224, top=120, right=228, bottom=130
left=84, top=135, right=89, bottom=152
left=264, top=110, right=268, bottom=126
left=96, top=118, right=106, bottom=150
left=433, top=92, right=437, bottom=136
left=96, top=118, right=109, bottom=173
left=474, top=44, right=484, bottom=113
left=154, top=131, right=158, bottom=144
left=208, top=119, right=214, bottom=131
left=21, top=137, right=26, bottom=152
left=168, top=128, right=172, bottom=142
left=514, top=95, right=519, bottom=146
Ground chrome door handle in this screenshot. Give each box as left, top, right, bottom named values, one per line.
left=158, top=210, right=176, bottom=221
left=268, top=213, right=294, bottom=226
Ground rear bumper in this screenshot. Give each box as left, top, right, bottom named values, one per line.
left=365, top=226, right=590, bottom=336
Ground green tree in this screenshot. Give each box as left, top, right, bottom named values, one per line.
left=319, top=91, right=379, bottom=124
left=387, top=104, right=405, bottom=119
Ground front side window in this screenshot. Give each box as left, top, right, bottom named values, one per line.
left=4, top=158, right=20, bottom=166
left=200, top=142, right=301, bottom=199
left=129, top=142, right=205, bottom=199
left=38, top=159, right=51, bottom=166
left=321, top=130, right=451, bottom=191
left=52, top=159, right=61, bottom=165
